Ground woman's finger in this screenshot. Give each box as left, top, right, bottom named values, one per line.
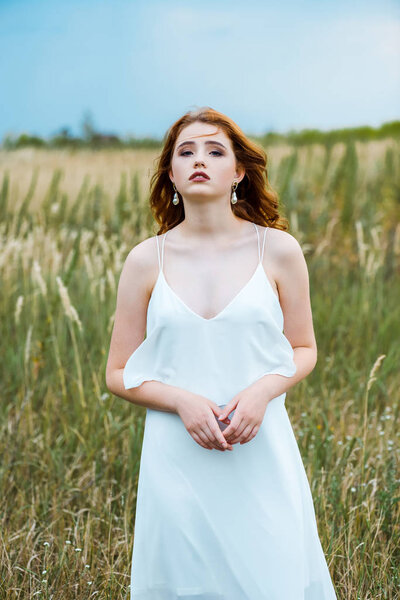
left=227, top=421, right=251, bottom=444
left=192, top=431, right=211, bottom=450
left=231, top=423, right=253, bottom=444
left=203, top=422, right=230, bottom=450
left=222, top=415, right=241, bottom=440
left=201, top=424, right=223, bottom=450
left=197, top=427, right=217, bottom=449
left=240, top=425, right=260, bottom=445
left=223, top=416, right=245, bottom=442
left=197, top=425, right=225, bottom=451
left=205, top=420, right=233, bottom=450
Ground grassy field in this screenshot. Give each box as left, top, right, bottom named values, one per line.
left=0, top=139, right=399, bottom=599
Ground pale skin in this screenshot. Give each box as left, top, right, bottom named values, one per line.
left=105, top=121, right=317, bottom=452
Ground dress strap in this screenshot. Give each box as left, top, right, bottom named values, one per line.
left=155, top=231, right=169, bottom=273
left=260, top=226, right=268, bottom=263
left=252, top=222, right=261, bottom=262
left=252, top=223, right=268, bottom=264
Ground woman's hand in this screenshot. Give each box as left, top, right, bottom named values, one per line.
left=176, top=392, right=234, bottom=452
left=218, top=389, right=269, bottom=445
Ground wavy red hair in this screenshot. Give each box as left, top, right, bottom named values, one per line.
left=149, top=107, right=289, bottom=234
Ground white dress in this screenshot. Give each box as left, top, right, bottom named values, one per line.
left=123, top=223, right=337, bottom=599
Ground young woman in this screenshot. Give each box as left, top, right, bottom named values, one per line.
left=106, top=107, right=337, bottom=599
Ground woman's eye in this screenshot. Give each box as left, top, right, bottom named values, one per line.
left=179, top=150, right=223, bottom=156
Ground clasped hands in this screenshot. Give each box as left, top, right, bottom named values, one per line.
left=177, top=387, right=270, bottom=451
left=217, top=389, right=269, bottom=448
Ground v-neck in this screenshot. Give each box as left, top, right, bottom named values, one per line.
left=152, top=222, right=280, bottom=323
left=159, top=261, right=265, bottom=322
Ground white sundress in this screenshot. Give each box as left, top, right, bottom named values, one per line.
left=123, top=222, right=337, bottom=599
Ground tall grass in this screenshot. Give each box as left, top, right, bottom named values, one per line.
left=0, top=139, right=399, bottom=599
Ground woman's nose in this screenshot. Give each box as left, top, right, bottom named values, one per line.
left=194, top=159, right=206, bottom=168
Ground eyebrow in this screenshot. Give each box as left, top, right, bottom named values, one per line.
left=176, top=140, right=227, bottom=150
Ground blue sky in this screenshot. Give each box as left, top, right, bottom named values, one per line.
left=0, top=0, right=399, bottom=140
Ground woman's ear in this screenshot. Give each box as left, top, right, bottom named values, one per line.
left=235, top=164, right=246, bottom=184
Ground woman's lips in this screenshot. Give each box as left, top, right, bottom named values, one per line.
left=190, top=175, right=210, bottom=181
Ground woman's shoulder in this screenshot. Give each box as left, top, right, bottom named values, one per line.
left=265, top=227, right=304, bottom=263
left=266, top=227, right=302, bottom=254
left=124, top=234, right=160, bottom=271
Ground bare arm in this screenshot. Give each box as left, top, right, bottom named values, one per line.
left=245, top=229, right=317, bottom=402
left=105, top=238, right=185, bottom=413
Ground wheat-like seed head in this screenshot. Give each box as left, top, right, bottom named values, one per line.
left=55, top=276, right=83, bottom=332
left=32, top=260, right=48, bottom=297
left=14, top=295, right=24, bottom=325
left=367, top=354, right=386, bottom=392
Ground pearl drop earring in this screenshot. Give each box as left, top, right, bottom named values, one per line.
left=172, top=184, right=179, bottom=205
left=231, top=181, right=238, bottom=204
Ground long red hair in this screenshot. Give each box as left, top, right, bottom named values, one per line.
left=149, top=107, right=289, bottom=234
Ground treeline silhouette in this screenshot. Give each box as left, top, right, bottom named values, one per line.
left=2, top=120, right=399, bottom=150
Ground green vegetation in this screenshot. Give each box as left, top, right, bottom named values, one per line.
left=2, top=119, right=400, bottom=151
left=0, top=138, right=399, bottom=598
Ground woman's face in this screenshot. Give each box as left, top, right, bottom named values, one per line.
left=169, top=121, right=245, bottom=202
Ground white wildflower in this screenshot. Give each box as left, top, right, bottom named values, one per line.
left=32, top=260, right=48, bottom=296
left=24, top=325, right=33, bottom=371
left=15, top=295, right=24, bottom=325
left=56, top=276, right=83, bottom=332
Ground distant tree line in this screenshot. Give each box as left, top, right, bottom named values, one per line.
left=1, top=128, right=163, bottom=151
left=2, top=110, right=399, bottom=150
left=258, top=120, right=400, bottom=147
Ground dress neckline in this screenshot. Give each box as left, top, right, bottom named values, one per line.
left=152, top=222, right=281, bottom=323
left=161, top=262, right=264, bottom=322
